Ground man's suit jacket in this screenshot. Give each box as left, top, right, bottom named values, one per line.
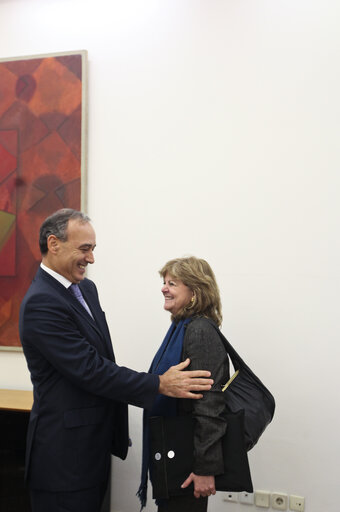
left=19, top=267, right=159, bottom=492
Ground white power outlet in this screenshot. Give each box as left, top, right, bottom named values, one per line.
left=223, top=491, right=238, bottom=503
left=271, top=493, right=288, bottom=510
left=239, top=491, right=254, bottom=505
left=290, top=495, right=305, bottom=511
left=254, top=490, right=270, bottom=508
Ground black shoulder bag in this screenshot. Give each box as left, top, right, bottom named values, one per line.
left=149, top=322, right=275, bottom=499
left=209, top=321, right=275, bottom=451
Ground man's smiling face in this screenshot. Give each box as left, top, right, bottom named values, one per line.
left=48, top=219, right=96, bottom=283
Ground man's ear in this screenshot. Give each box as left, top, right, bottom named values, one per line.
left=47, top=235, right=60, bottom=254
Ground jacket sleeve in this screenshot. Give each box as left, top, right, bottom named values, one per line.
left=20, top=292, right=159, bottom=410
left=182, top=319, right=229, bottom=476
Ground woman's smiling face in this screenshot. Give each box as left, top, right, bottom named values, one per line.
left=161, top=272, right=193, bottom=316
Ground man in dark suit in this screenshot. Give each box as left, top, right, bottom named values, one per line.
left=19, top=209, right=212, bottom=512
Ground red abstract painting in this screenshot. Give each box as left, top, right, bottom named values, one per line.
left=0, top=51, right=87, bottom=349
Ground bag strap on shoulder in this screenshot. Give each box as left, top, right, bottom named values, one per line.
left=205, top=318, right=246, bottom=371
left=206, top=319, right=275, bottom=404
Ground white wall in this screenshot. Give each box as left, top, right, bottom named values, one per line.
left=0, top=1, right=339, bottom=511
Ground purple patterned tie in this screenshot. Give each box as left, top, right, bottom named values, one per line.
left=69, top=284, right=94, bottom=319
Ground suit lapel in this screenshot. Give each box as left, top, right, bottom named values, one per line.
left=37, top=269, right=114, bottom=359
left=79, top=280, right=116, bottom=361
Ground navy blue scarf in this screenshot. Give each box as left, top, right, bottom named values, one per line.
left=137, top=318, right=191, bottom=509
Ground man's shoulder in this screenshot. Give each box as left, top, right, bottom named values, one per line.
left=29, top=267, right=62, bottom=291
left=22, top=268, right=66, bottom=305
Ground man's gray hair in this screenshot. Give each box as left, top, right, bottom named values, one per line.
left=39, top=208, right=91, bottom=255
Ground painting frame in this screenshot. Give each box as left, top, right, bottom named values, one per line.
left=0, top=50, right=88, bottom=351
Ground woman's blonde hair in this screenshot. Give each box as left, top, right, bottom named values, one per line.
left=159, top=256, right=222, bottom=326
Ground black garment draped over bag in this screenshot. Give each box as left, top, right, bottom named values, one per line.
left=149, top=320, right=275, bottom=500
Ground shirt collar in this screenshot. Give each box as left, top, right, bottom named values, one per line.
left=40, top=262, right=73, bottom=289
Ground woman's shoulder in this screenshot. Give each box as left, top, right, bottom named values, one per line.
left=186, top=316, right=220, bottom=336
left=184, top=316, right=226, bottom=356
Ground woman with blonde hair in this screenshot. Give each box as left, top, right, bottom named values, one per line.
left=138, top=256, right=229, bottom=512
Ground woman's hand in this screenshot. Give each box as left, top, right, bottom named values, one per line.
left=181, top=472, right=216, bottom=498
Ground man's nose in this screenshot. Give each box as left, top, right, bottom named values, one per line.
left=86, top=250, right=95, bottom=264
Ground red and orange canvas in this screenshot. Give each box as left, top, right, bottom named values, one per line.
left=0, top=51, right=87, bottom=349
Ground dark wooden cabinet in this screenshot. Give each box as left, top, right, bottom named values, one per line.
left=0, top=390, right=110, bottom=512
left=0, top=390, right=33, bottom=512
